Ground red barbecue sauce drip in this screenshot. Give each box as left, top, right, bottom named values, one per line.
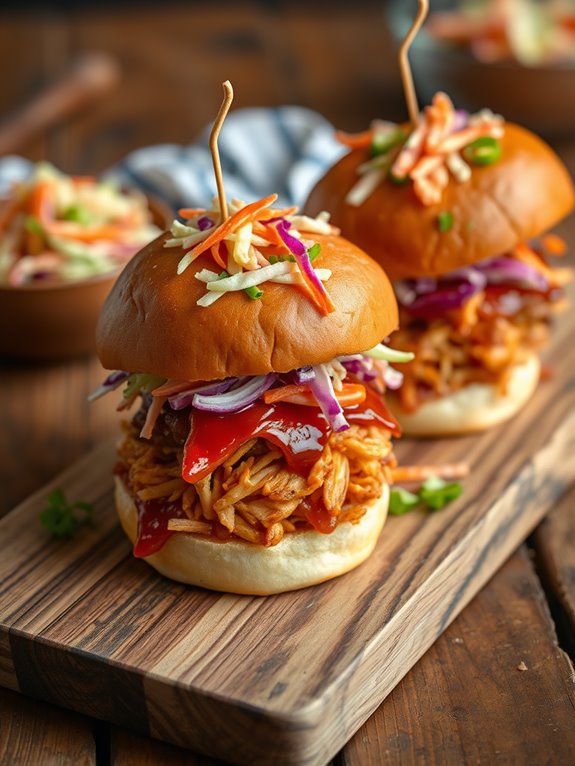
left=132, top=386, right=399, bottom=557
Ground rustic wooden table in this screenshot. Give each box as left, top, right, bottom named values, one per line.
left=1, top=3, right=574, bottom=764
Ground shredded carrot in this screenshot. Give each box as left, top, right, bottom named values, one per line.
left=455, top=290, right=485, bottom=332
left=29, top=180, right=54, bottom=223
left=424, top=91, right=455, bottom=151
left=183, top=193, right=278, bottom=266
left=151, top=379, right=203, bottom=397
left=255, top=206, right=298, bottom=221
left=436, top=123, right=503, bottom=155
left=140, top=395, right=168, bottom=440
left=263, top=384, right=307, bottom=404
left=391, top=462, right=469, bottom=484
left=264, top=383, right=366, bottom=407
left=335, top=129, right=373, bottom=149
left=513, top=242, right=572, bottom=288
left=541, top=234, right=567, bottom=256
left=253, top=223, right=292, bottom=255
left=42, top=221, right=128, bottom=243
left=410, top=154, right=444, bottom=180
left=211, top=241, right=227, bottom=270
left=177, top=207, right=208, bottom=218
left=300, top=273, right=336, bottom=316
left=391, top=120, right=427, bottom=178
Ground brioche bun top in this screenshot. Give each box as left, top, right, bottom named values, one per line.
left=96, top=231, right=398, bottom=380
left=304, top=123, right=574, bottom=281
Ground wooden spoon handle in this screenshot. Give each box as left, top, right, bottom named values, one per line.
left=0, top=52, right=121, bottom=156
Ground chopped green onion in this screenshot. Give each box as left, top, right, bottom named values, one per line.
left=388, top=170, right=411, bottom=186
left=389, top=488, right=420, bottom=516
left=39, top=488, right=93, bottom=538
left=61, top=205, right=93, bottom=224
left=123, top=373, right=166, bottom=400
left=462, top=137, right=502, bottom=166
left=25, top=215, right=43, bottom=235
left=307, top=243, right=321, bottom=262
left=365, top=343, right=415, bottom=363
left=389, top=475, right=463, bottom=517
left=268, top=254, right=295, bottom=264
left=218, top=270, right=230, bottom=279
left=244, top=285, right=264, bottom=300
left=371, top=128, right=406, bottom=157
left=419, top=476, right=463, bottom=511
left=437, top=211, right=454, bottom=233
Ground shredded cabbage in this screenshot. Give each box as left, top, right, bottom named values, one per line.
left=365, top=344, right=415, bottom=363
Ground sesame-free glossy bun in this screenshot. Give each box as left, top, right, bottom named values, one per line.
left=96, top=232, right=398, bottom=380
left=304, top=124, right=575, bottom=281
left=388, top=354, right=540, bottom=437
left=114, top=475, right=389, bottom=595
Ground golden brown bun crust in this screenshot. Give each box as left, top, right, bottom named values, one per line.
left=388, top=354, right=540, bottom=436
left=96, top=232, right=398, bottom=380
left=114, top=475, right=389, bottom=595
left=304, top=123, right=574, bottom=281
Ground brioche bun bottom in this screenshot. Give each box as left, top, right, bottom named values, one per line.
left=389, top=354, right=540, bottom=437
left=115, top=476, right=389, bottom=595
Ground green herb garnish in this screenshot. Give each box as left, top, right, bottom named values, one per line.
left=123, top=373, right=166, bottom=400
left=61, top=205, right=93, bottom=225
left=389, top=487, right=420, bottom=516
left=268, top=254, right=295, bottom=264
left=419, top=476, right=463, bottom=510
left=24, top=215, right=44, bottom=235
left=267, top=246, right=321, bottom=264
left=219, top=269, right=263, bottom=300
left=307, top=243, right=321, bottom=262
left=389, top=475, right=463, bottom=516
left=244, top=285, right=263, bottom=300
left=388, top=170, right=411, bottom=186
left=437, top=211, right=454, bottom=233
left=371, top=128, right=406, bottom=157
left=462, top=136, right=502, bottom=166
left=40, top=489, right=93, bottom=538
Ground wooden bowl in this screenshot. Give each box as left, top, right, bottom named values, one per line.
left=0, top=195, right=171, bottom=360
left=387, top=0, right=575, bottom=138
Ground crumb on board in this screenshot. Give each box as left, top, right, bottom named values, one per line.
left=517, top=661, right=528, bottom=672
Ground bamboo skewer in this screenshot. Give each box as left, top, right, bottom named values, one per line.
left=209, top=80, right=234, bottom=221
left=399, top=0, right=429, bottom=125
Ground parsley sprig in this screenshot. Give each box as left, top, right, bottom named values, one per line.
left=389, top=476, right=463, bottom=516
left=40, top=489, right=94, bottom=538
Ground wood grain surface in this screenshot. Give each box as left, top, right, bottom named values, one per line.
left=340, top=547, right=575, bottom=765
left=0, top=687, right=97, bottom=766
left=533, top=484, right=575, bottom=656
left=1, top=287, right=575, bottom=765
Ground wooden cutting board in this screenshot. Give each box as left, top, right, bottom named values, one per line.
left=1, top=308, right=575, bottom=766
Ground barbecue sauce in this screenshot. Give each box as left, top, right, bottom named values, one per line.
left=132, top=386, right=399, bottom=556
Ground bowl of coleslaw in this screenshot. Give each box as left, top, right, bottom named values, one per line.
left=0, top=163, right=169, bottom=359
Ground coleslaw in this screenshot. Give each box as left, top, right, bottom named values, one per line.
left=0, top=163, right=161, bottom=285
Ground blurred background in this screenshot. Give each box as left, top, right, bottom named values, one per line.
left=0, top=0, right=405, bottom=175
left=0, top=0, right=573, bottom=173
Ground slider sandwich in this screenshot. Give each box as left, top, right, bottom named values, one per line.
left=92, top=193, right=413, bottom=594
left=305, top=92, right=574, bottom=435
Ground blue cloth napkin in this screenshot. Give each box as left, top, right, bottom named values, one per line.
left=0, top=107, right=344, bottom=211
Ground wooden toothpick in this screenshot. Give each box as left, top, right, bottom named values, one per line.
left=210, top=80, right=234, bottom=221
left=399, top=0, right=429, bottom=125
